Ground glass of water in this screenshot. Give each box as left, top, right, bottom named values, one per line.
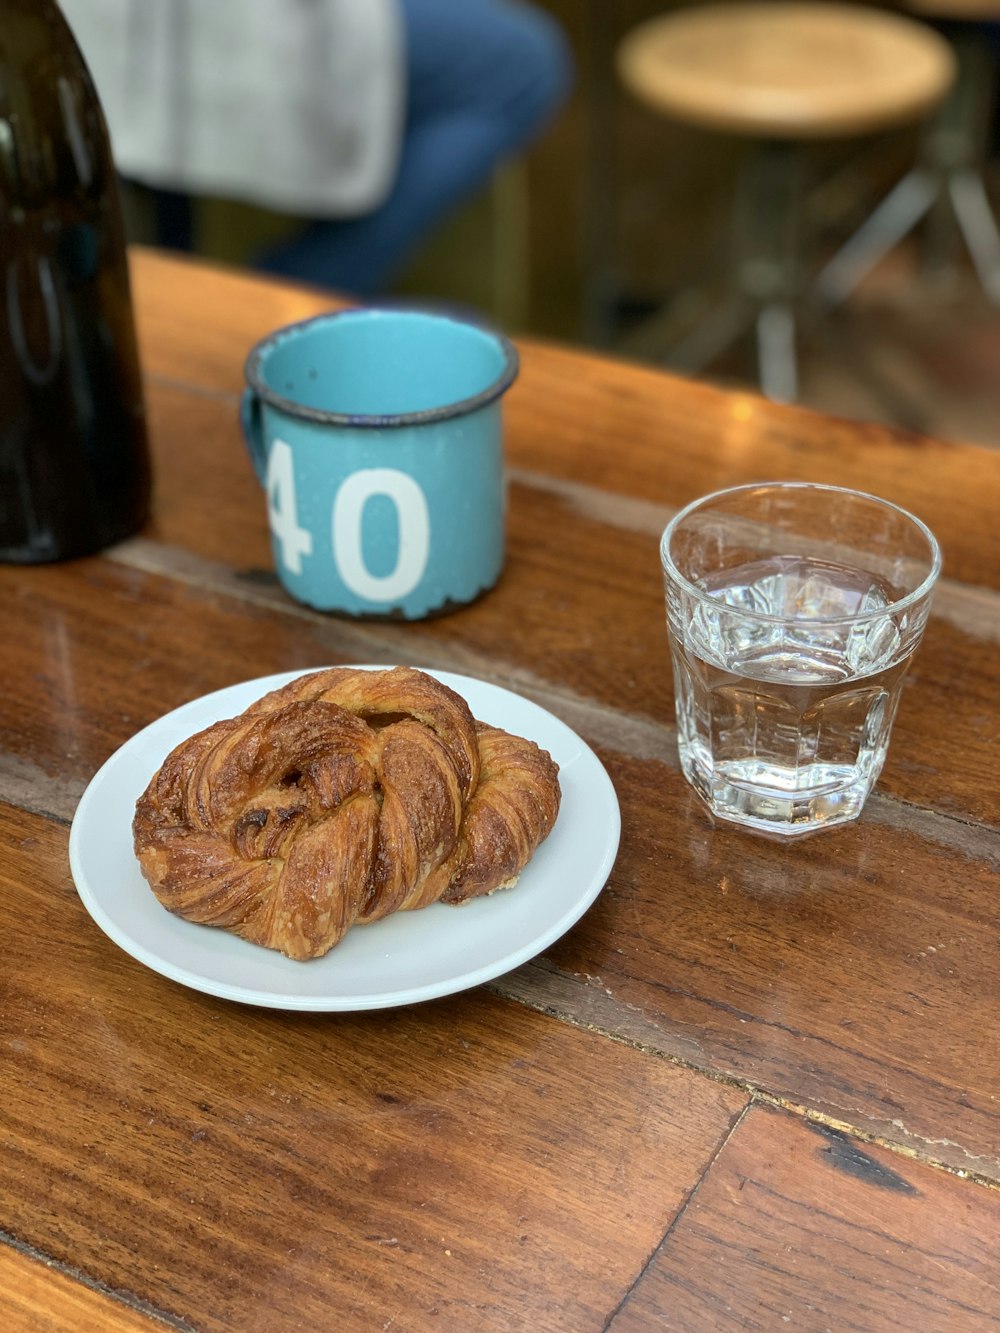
left=660, top=482, right=941, bottom=836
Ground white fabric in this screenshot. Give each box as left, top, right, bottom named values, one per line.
left=61, top=0, right=405, bottom=215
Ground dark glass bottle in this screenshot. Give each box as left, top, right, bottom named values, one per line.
left=0, top=0, right=151, bottom=562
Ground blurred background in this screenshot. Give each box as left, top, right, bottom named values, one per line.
left=107, top=0, right=1000, bottom=449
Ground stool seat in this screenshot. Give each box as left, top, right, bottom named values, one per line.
left=617, top=2, right=956, bottom=140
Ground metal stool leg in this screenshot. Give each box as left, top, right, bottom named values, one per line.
left=662, top=141, right=805, bottom=396
left=661, top=296, right=752, bottom=373
left=660, top=141, right=807, bottom=400
left=756, top=303, right=798, bottom=402
left=817, top=25, right=1000, bottom=307
left=949, top=168, right=1000, bottom=303
left=815, top=170, right=937, bottom=307
left=739, top=142, right=805, bottom=402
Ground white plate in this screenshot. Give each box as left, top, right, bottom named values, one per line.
left=69, top=667, right=620, bottom=1011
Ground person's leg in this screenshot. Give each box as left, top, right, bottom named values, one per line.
left=257, top=0, right=572, bottom=294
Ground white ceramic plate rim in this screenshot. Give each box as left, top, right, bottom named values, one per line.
left=68, top=666, right=620, bottom=1011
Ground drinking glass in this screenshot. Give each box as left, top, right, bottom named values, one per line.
left=660, top=482, right=941, bottom=836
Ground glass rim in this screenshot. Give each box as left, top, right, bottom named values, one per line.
left=660, top=481, right=942, bottom=625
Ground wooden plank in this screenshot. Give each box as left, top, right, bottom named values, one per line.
left=5, top=392, right=998, bottom=828
left=0, top=249, right=990, bottom=1330
left=0, top=1244, right=166, bottom=1333
left=504, top=749, right=1000, bottom=1180
left=130, top=249, right=337, bottom=394
left=129, top=250, right=1000, bottom=589
left=0, top=804, right=745, bottom=1333
left=0, top=559, right=996, bottom=1179
left=100, top=514, right=1000, bottom=832
left=504, top=342, right=1000, bottom=591
left=141, top=384, right=269, bottom=570
left=607, top=1105, right=1000, bottom=1331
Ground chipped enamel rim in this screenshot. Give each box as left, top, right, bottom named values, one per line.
left=244, top=308, right=519, bottom=428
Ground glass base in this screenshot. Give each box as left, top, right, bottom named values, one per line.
left=682, top=754, right=875, bottom=837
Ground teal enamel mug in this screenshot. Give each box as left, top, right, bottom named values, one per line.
left=241, top=308, right=519, bottom=619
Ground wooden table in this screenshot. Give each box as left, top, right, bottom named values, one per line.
left=2, top=249, right=998, bottom=1332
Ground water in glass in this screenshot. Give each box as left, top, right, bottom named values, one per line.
left=670, top=553, right=913, bottom=834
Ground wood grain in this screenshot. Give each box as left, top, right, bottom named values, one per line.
left=0, top=1244, right=165, bottom=1333
left=130, top=250, right=337, bottom=395
left=0, top=804, right=745, bottom=1333
left=608, top=1104, right=1000, bottom=1331
left=47, top=376, right=1000, bottom=827
left=1, top=250, right=995, bottom=1329
left=505, top=748, right=1000, bottom=1179
left=0, top=557, right=995, bottom=1179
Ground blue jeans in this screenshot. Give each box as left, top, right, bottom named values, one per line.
left=257, top=0, right=572, bottom=294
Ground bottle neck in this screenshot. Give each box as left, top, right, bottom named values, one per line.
left=0, top=0, right=116, bottom=215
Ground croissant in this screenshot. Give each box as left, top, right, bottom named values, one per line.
left=132, top=666, right=561, bottom=960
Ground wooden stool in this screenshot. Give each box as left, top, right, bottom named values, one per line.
left=616, top=2, right=955, bottom=401
left=818, top=0, right=1000, bottom=304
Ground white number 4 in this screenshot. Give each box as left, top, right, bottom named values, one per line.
left=266, top=438, right=313, bottom=575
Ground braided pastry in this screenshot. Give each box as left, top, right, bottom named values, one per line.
left=132, top=667, right=561, bottom=960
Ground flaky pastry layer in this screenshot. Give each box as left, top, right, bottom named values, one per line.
left=132, top=667, right=561, bottom=959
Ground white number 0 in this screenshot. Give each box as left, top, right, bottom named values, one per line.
left=333, top=468, right=430, bottom=602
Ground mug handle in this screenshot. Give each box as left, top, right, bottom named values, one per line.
left=240, top=389, right=267, bottom=485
